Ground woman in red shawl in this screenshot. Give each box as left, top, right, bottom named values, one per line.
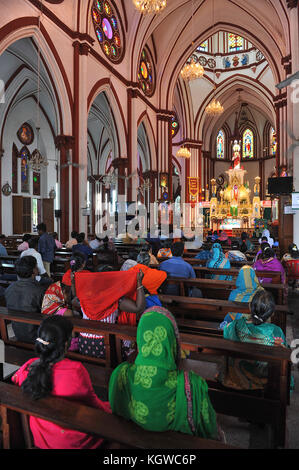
left=74, top=269, right=146, bottom=359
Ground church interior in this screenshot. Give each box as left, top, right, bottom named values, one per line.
left=0, top=0, right=299, bottom=452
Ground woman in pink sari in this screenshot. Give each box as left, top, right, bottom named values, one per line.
left=12, top=316, right=111, bottom=449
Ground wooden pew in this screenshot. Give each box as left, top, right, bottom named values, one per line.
left=0, top=309, right=291, bottom=448
left=0, top=382, right=234, bottom=449
left=158, top=294, right=289, bottom=335
left=193, top=266, right=282, bottom=283
left=164, top=277, right=285, bottom=305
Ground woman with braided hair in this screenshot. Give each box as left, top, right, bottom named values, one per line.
left=12, top=316, right=111, bottom=449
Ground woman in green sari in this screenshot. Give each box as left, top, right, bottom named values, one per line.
left=218, top=290, right=287, bottom=390
left=109, top=306, right=218, bottom=439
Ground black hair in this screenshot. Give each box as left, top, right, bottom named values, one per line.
left=28, top=238, right=38, bottom=249
left=231, top=240, right=240, bottom=250
left=22, top=316, right=73, bottom=400
left=128, top=250, right=138, bottom=261
left=37, top=223, right=46, bottom=233
left=52, top=232, right=58, bottom=240
left=240, top=241, right=248, bottom=253
left=71, top=231, right=78, bottom=239
left=161, top=239, right=172, bottom=249
left=136, top=252, right=151, bottom=266
left=97, top=265, right=114, bottom=272
left=16, top=256, right=37, bottom=278
left=241, top=232, right=248, bottom=240
left=261, top=236, right=268, bottom=242
left=261, top=247, right=275, bottom=260
left=250, top=290, right=275, bottom=326
left=76, top=232, right=85, bottom=244
left=0, top=234, right=5, bottom=240
left=140, top=244, right=151, bottom=253
left=70, top=252, right=86, bottom=272
left=261, top=242, right=270, bottom=251
left=172, top=241, right=185, bottom=257
left=22, top=234, right=31, bottom=242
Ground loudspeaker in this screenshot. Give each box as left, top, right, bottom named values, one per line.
left=268, top=177, right=293, bottom=195
left=55, top=210, right=62, bottom=218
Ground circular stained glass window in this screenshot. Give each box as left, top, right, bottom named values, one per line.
left=92, top=0, right=124, bottom=63
left=138, top=48, right=155, bottom=97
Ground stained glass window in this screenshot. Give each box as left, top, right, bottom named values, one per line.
left=33, top=171, right=41, bottom=196
left=216, top=129, right=225, bottom=159
left=198, top=41, right=208, bottom=52
left=270, top=127, right=277, bottom=156
left=172, top=114, right=180, bottom=138
left=242, top=129, right=254, bottom=159
left=20, top=146, right=30, bottom=193
left=228, top=33, right=244, bottom=52
left=138, top=48, right=155, bottom=97
left=92, top=0, right=123, bottom=63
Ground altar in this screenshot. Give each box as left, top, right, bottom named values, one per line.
left=209, top=140, right=262, bottom=230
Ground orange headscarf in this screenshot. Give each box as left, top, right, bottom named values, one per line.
left=129, top=264, right=167, bottom=295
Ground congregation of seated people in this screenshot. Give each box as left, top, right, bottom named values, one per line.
left=0, top=225, right=296, bottom=449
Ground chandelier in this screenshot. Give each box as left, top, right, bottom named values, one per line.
left=176, top=146, right=191, bottom=159
left=204, top=0, right=224, bottom=116
left=133, top=0, right=167, bottom=14
left=181, top=58, right=204, bottom=81
left=29, top=147, right=48, bottom=171
left=205, top=97, right=224, bottom=116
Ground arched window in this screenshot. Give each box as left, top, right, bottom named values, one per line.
left=270, top=127, right=277, bottom=156
left=216, top=129, right=225, bottom=159
left=138, top=48, right=155, bottom=97
left=242, top=128, right=254, bottom=159
left=20, top=146, right=30, bottom=193
left=172, top=113, right=180, bottom=138
left=228, top=33, right=244, bottom=52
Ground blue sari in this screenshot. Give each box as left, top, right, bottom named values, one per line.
left=220, top=265, right=264, bottom=329
left=206, top=243, right=232, bottom=280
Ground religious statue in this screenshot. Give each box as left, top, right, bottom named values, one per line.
left=232, top=140, right=241, bottom=169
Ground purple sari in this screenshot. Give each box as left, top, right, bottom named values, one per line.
left=253, top=257, right=285, bottom=284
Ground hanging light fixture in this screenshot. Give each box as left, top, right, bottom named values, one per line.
left=205, top=0, right=224, bottom=116
left=205, top=94, right=224, bottom=116
left=133, top=0, right=167, bottom=14
left=29, top=3, right=48, bottom=171
left=176, top=146, right=191, bottom=159
left=181, top=0, right=204, bottom=81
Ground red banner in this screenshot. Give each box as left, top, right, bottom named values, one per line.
left=188, top=177, right=200, bottom=197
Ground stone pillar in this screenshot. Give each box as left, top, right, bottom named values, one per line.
left=55, top=135, right=75, bottom=243
left=73, top=41, right=90, bottom=234
left=157, top=112, right=174, bottom=200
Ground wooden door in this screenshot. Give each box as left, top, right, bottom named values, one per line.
left=12, top=196, right=23, bottom=234
left=42, top=199, right=54, bottom=233
left=23, top=197, right=31, bottom=233
left=278, top=195, right=293, bottom=254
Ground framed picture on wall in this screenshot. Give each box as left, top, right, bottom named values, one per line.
left=17, top=122, right=34, bottom=146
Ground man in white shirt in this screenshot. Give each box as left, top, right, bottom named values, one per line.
left=21, top=238, right=47, bottom=276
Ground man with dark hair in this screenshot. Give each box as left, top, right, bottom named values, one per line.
left=160, top=241, right=196, bottom=295
left=37, top=223, right=56, bottom=276
left=227, top=240, right=247, bottom=262
left=0, top=234, right=8, bottom=256
left=21, top=237, right=47, bottom=276
left=72, top=232, right=93, bottom=261
left=5, top=256, right=48, bottom=343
